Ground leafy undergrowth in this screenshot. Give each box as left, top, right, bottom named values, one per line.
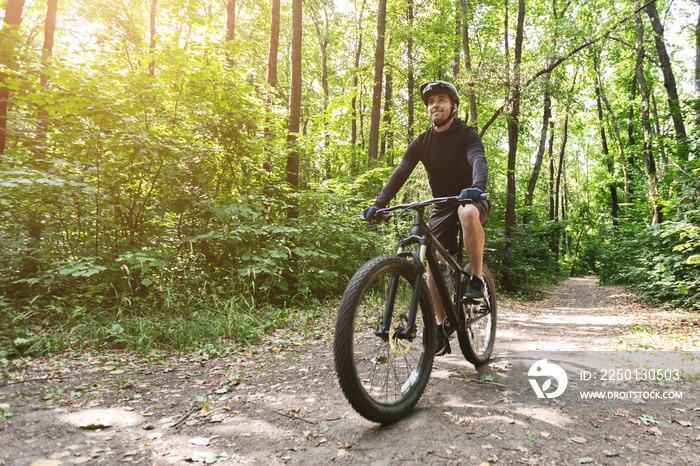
left=0, top=295, right=337, bottom=362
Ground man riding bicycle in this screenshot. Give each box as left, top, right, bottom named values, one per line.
left=363, top=80, right=490, bottom=357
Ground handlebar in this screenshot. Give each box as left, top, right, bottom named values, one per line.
left=377, top=193, right=487, bottom=214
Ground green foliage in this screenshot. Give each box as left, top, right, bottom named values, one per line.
left=487, top=219, right=564, bottom=299
left=597, top=221, right=700, bottom=310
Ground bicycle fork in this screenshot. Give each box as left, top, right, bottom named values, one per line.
left=374, top=249, right=424, bottom=342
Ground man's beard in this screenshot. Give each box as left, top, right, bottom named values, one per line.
left=432, top=110, right=454, bottom=127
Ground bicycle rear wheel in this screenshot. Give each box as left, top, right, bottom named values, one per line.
left=457, top=264, right=497, bottom=366
left=333, top=255, right=436, bottom=424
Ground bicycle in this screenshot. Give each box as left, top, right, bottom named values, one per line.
left=333, top=196, right=497, bottom=424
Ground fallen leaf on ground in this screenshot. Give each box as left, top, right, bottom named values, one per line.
left=570, top=437, right=587, bottom=444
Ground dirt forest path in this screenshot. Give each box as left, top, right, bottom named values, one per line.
left=2, top=278, right=699, bottom=465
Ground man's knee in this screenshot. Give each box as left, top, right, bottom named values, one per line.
left=458, top=205, right=480, bottom=226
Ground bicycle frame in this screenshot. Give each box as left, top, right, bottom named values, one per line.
left=374, top=197, right=475, bottom=342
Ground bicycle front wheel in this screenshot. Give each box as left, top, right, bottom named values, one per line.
left=333, top=255, right=436, bottom=424
left=457, top=263, right=497, bottom=366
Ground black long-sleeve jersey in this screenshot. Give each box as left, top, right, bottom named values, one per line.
left=374, top=118, right=488, bottom=208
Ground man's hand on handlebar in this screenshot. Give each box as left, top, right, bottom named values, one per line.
left=459, top=187, right=484, bottom=201
left=363, top=205, right=380, bottom=221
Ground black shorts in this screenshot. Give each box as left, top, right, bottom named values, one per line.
left=429, top=200, right=490, bottom=254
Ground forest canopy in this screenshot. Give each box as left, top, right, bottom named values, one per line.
left=1, top=0, right=698, bottom=353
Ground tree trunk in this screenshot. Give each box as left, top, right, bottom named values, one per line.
left=627, top=75, right=636, bottom=154
left=650, top=92, right=667, bottom=174
left=406, top=0, right=415, bottom=140
left=555, top=114, right=569, bottom=224
left=548, top=121, right=555, bottom=222
left=267, top=0, right=280, bottom=89
left=286, top=0, right=303, bottom=218
left=635, top=1, right=661, bottom=225
left=225, top=0, right=236, bottom=67
left=593, top=53, right=619, bottom=227
left=563, top=158, right=570, bottom=254
left=646, top=1, right=688, bottom=162
left=696, top=3, right=700, bottom=128
left=38, top=0, right=58, bottom=141
left=263, top=0, right=280, bottom=174
left=311, top=2, right=330, bottom=176
left=595, top=65, right=631, bottom=206
left=503, top=0, right=524, bottom=291
left=453, top=10, right=460, bottom=80
left=367, top=0, right=387, bottom=165
left=459, top=0, right=478, bottom=127
left=524, top=82, right=551, bottom=220
left=148, top=0, right=157, bottom=76
left=351, top=0, right=366, bottom=171
left=380, top=70, right=393, bottom=163
left=0, top=0, right=26, bottom=158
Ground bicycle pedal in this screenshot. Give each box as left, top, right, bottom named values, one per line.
left=461, top=296, right=484, bottom=304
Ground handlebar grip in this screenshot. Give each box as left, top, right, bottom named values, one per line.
left=479, top=192, right=488, bottom=200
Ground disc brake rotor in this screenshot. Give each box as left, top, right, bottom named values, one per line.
left=389, top=314, right=411, bottom=356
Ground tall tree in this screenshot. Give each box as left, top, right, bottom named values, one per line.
left=351, top=0, right=366, bottom=170
left=366, top=0, right=387, bottom=165
left=646, top=0, right=688, bottom=162
left=523, top=87, right=551, bottom=221
left=263, top=0, right=280, bottom=174
left=596, top=64, right=631, bottom=206
left=0, top=0, right=26, bottom=158
left=225, top=0, right=236, bottom=67
left=554, top=114, right=569, bottom=223
left=635, top=0, right=660, bottom=225
left=502, top=0, right=525, bottom=290
left=524, top=0, right=570, bottom=220
left=453, top=7, right=460, bottom=80
left=267, top=0, right=280, bottom=90
left=459, top=0, right=477, bottom=127
left=286, top=0, right=303, bottom=212
left=593, top=53, right=619, bottom=227
left=406, top=0, right=415, bottom=140
left=696, top=1, right=700, bottom=128
left=38, top=0, right=58, bottom=141
left=548, top=120, right=555, bottom=222
left=380, top=69, right=393, bottom=163
left=311, top=0, right=331, bottom=176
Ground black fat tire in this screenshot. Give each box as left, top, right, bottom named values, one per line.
left=457, top=263, right=497, bottom=366
left=333, top=256, right=436, bottom=424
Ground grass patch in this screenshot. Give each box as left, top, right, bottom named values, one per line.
left=0, top=292, right=332, bottom=359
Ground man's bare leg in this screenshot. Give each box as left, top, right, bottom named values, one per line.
left=458, top=204, right=484, bottom=278
left=427, top=253, right=447, bottom=324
